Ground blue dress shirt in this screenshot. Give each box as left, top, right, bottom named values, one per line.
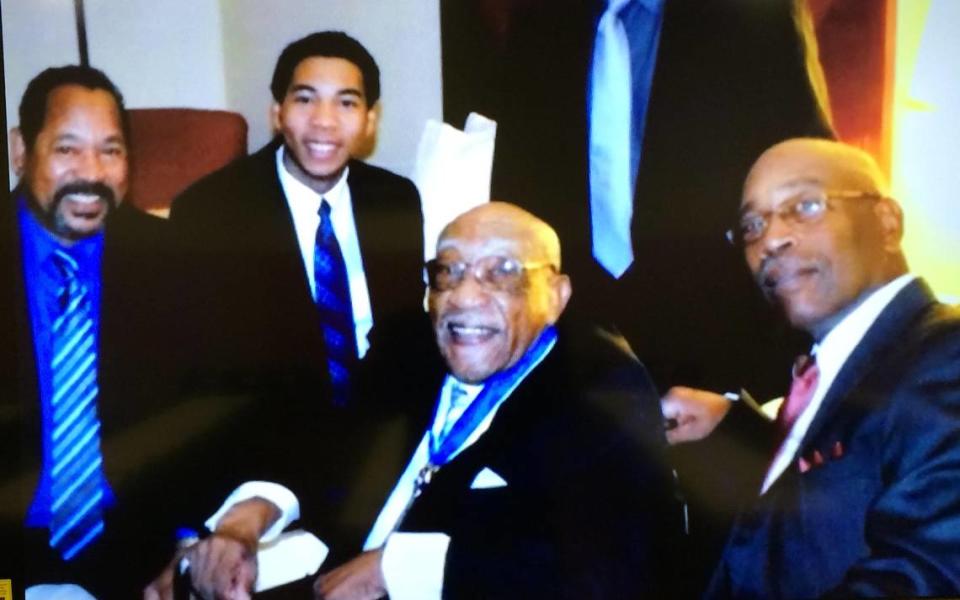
left=16, top=196, right=115, bottom=527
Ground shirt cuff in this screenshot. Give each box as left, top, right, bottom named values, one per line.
left=381, top=532, right=450, bottom=600
left=205, top=481, right=300, bottom=543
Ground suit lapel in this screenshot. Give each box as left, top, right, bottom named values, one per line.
left=796, top=279, right=937, bottom=457
left=254, top=143, right=316, bottom=304
left=347, top=161, right=378, bottom=318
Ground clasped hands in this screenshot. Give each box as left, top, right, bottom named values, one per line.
left=143, top=497, right=386, bottom=600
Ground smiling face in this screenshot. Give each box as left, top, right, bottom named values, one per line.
left=741, top=139, right=906, bottom=339
left=271, top=56, right=377, bottom=195
left=429, top=203, right=571, bottom=383
left=14, top=84, right=127, bottom=243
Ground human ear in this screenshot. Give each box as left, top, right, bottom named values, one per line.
left=874, top=197, right=904, bottom=252
left=269, top=103, right=282, bottom=133
left=10, top=127, right=26, bottom=177
left=546, top=274, right=572, bottom=323
left=364, top=101, right=380, bottom=138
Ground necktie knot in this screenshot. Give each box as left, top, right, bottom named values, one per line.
left=319, top=198, right=332, bottom=220
left=605, top=0, right=633, bottom=17
left=51, top=248, right=80, bottom=279
left=777, top=354, right=819, bottom=434
left=50, top=249, right=84, bottom=312
left=440, top=383, right=471, bottom=442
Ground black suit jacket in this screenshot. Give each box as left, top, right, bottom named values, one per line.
left=395, top=326, right=682, bottom=598
left=171, top=139, right=426, bottom=393
left=708, top=279, right=960, bottom=599
left=442, top=0, right=829, bottom=396
left=169, top=140, right=431, bottom=550
left=0, top=197, right=227, bottom=596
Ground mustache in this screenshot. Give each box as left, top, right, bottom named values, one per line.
left=53, top=181, right=117, bottom=208
left=756, top=255, right=816, bottom=294
left=756, top=257, right=779, bottom=290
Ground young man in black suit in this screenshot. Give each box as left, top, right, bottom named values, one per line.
left=172, top=31, right=425, bottom=402
left=0, top=65, right=205, bottom=597
left=664, top=138, right=960, bottom=598
left=164, top=31, right=431, bottom=589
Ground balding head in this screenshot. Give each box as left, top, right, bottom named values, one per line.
left=428, top=202, right=571, bottom=383
left=738, top=138, right=907, bottom=339
left=744, top=138, right=890, bottom=201
left=437, top=201, right=563, bottom=268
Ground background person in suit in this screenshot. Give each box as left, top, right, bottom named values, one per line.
left=663, top=138, right=960, bottom=598
left=441, top=0, right=832, bottom=396
left=169, top=31, right=432, bottom=558
left=0, top=65, right=205, bottom=597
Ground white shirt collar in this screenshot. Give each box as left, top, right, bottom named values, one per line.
left=275, top=145, right=350, bottom=210
left=813, top=273, right=916, bottom=377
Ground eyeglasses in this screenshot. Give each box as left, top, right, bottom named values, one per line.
left=424, top=255, right=558, bottom=292
left=725, top=189, right=882, bottom=247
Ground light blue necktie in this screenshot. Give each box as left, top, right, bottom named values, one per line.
left=439, top=383, right=471, bottom=441
left=314, top=199, right=357, bottom=407
left=590, top=0, right=635, bottom=278
left=48, top=248, right=107, bottom=561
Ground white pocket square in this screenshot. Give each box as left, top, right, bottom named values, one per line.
left=470, top=467, right=508, bottom=489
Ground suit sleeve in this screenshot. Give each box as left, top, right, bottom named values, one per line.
left=827, top=330, right=960, bottom=597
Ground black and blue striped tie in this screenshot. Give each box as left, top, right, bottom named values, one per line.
left=314, top=200, right=357, bottom=406
left=48, top=249, right=107, bottom=561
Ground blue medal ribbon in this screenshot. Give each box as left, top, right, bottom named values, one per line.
left=428, top=325, right=558, bottom=466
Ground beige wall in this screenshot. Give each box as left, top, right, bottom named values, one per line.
left=3, top=0, right=443, bottom=184
left=219, top=0, right=442, bottom=176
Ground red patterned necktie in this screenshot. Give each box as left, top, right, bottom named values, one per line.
left=776, top=354, right=820, bottom=438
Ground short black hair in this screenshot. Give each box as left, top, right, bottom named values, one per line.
left=18, top=65, right=129, bottom=151
left=270, top=31, right=381, bottom=105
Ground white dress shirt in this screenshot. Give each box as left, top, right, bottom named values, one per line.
left=275, top=147, right=374, bottom=358
left=761, top=273, right=916, bottom=494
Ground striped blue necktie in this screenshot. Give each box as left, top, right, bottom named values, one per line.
left=48, top=248, right=107, bottom=561
left=314, top=199, right=357, bottom=406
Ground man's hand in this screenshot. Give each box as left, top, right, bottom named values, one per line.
left=143, top=497, right=279, bottom=600
left=313, top=549, right=387, bottom=600
left=661, top=386, right=733, bottom=444
left=144, top=552, right=181, bottom=600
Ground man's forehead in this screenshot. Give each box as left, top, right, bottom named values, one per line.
left=436, top=228, right=526, bottom=258
left=289, top=57, right=365, bottom=91
left=740, top=176, right=827, bottom=214
left=45, top=86, right=122, bottom=126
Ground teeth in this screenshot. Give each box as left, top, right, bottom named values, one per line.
left=65, top=194, right=101, bottom=205
left=450, top=324, right=491, bottom=336
left=306, top=142, right=336, bottom=155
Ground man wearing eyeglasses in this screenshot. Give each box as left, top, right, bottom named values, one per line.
left=311, top=201, right=679, bottom=599
left=662, top=138, right=960, bottom=598
left=162, top=202, right=679, bottom=598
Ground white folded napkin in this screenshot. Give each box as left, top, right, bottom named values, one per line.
left=412, top=112, right=497, bottom=259
left=470, top=467, right=508, bottom=489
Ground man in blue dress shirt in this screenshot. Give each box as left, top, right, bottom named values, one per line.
left=0, top=65, right=194, bottom=597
